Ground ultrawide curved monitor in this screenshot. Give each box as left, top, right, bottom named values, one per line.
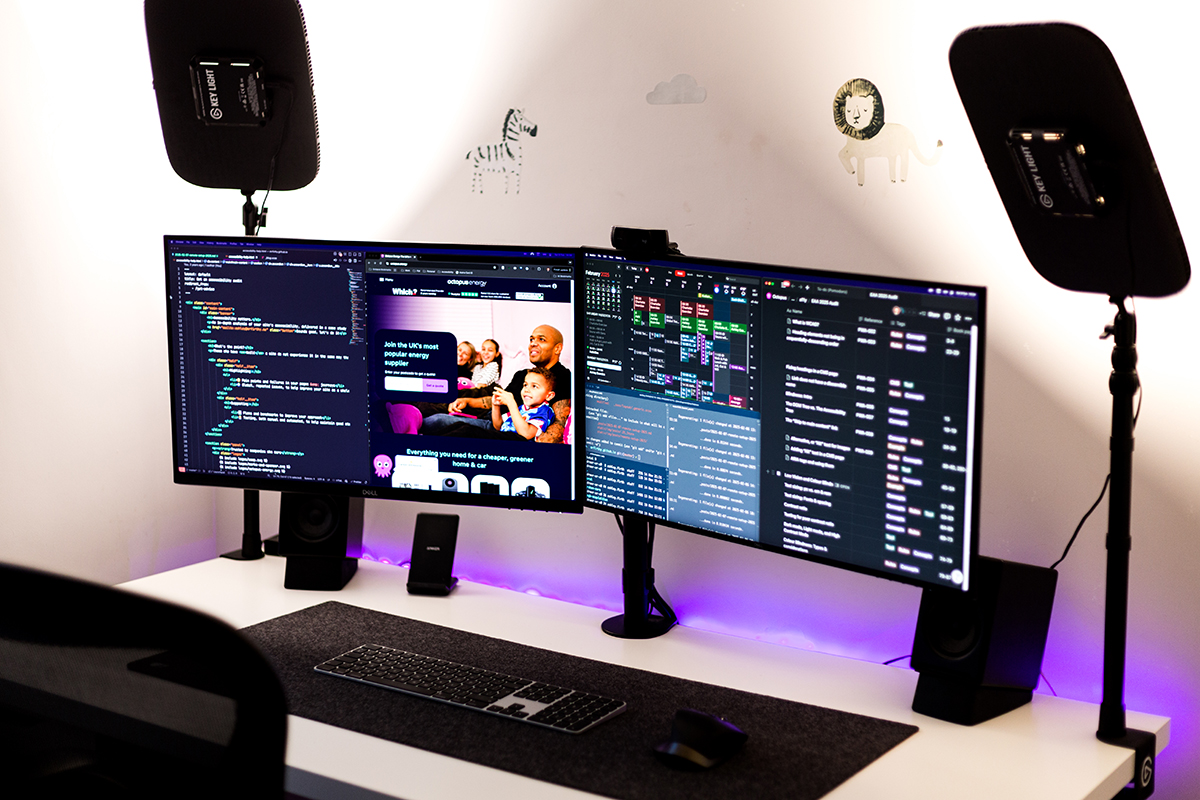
left=581, top=248, right=985, bottom=592
left=165, top=236, right=583, bottom=513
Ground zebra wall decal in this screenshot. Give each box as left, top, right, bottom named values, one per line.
left=466, top=108, right=538, bottom=194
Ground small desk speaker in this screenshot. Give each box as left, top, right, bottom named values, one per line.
left=911, top=556, right=1057, bottom=724
left=407, top=514, right=460, bottom=596
left=278, top=493, right=363, bottom=591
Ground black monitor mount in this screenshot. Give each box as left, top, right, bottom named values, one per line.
left=951, top=23, right=1189, bottom=798
left=223, top=488, right=265, bottom=562
left=601, top=514, right=677, bottom=639
left=601, top=228, right=680, bottom=639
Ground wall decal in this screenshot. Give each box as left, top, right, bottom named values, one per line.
left=647, top=74, right=707, bottom=105
left=833, top=78, right=941, bottom=186
left=466, top=108, right=538, bottom=194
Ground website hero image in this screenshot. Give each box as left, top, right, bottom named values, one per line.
left=366, top=273, right=575, bottom=501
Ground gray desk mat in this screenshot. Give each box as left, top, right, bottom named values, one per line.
left=241, top=601, right=917, bottom=800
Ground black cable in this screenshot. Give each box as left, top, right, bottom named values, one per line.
left=644, top=522, right=674, bottom=623
left=252, top=81, right=295, bottom=234
left=1125, top=197, right=1138, bottom=299
left=1049, top=473, right=1111, bottom=570
left=1133, top=381, right=1143, bottom=430
left=611, top=513, right=656, bottom=564
left=1129, top=295, right=1142, bottom=431
left=648, top=585, right=677, bottom=625
left=611, top=513, right=676, bottom=624
left=1039, top=670, right=1058, bottom=697
left=883, top=654, right=911, bottom=667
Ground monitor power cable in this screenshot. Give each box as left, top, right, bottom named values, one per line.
left=613, top=513, right=677, bottom=627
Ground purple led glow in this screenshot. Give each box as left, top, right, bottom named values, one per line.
left=361, top=537, right=918, bottom=665
left=665, top=588, right=919, bottom=665
left=359, top=543, right=621, bottom=614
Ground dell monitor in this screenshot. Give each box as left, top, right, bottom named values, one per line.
left=582, top=248, right=985, bottom=594
left=165, top=236, right=582, bottom=513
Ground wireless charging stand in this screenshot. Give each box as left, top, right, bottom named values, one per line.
left=407, top=514, right=460, bottom=596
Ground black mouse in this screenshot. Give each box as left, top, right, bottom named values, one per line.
left=653, top=708, right=748, bottom=770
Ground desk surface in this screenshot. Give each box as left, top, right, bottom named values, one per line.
left=121, top=557, right=1167, bottom=800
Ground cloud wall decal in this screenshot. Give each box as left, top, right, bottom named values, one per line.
left=647, top=74, right=707, bottom=105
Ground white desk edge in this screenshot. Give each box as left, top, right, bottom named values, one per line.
left=120, top=557, right=1168, bottom=800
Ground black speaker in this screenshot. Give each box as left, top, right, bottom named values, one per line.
left=406, top=514, right=459, bottom=596
left=911, top=556, right=1057, bottom=725
left=278, top=493, right=364, bottom=591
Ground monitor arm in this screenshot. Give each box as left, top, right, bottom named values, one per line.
left=601, top=514, right=677, bottom=639
left=601, top=227, right=681, bottom=640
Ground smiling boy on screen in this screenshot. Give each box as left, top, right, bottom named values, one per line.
left=491, top=367, right=556, bottom=440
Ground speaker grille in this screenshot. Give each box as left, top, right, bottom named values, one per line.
left=925, top=597, right=983, bottom=660
left=292, top=496, right=339, bottom=543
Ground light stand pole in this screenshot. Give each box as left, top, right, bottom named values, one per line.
left=1099, top=298, right=1137, bottom=738
left=1095, top=298, right=1157, bottom=795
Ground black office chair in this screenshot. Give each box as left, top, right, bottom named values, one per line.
left=0, top=562, right=287, bottom=799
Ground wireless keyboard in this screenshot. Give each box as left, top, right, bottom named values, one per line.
left=315, top=643, right=627, bottom=733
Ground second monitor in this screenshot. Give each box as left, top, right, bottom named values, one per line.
left=582, top=248, right=985, bottom=594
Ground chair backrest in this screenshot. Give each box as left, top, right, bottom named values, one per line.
left=0, top=562, right=287, bottom=799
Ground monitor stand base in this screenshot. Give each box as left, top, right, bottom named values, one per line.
left=601, top=613, right=676, bottom=639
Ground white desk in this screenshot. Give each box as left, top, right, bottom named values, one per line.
left=122, top=557, right=1167, bottom=800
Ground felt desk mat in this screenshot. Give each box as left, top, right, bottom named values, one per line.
left=241, top=601, right=917, bottom=800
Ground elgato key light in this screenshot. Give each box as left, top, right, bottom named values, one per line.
left=145, top=0, right=320, bottom=235
left=951, top=21, right=1190, bottom=789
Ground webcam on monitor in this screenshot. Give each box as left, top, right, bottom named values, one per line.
left=610, top=227, right=679, bottom=255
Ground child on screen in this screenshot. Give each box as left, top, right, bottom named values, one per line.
left=491, top=367, right=556, bottom=441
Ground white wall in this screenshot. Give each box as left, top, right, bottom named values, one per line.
left=2, top=1, right=1197, bottom=795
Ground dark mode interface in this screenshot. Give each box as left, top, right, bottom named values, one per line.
left=582, top=252, right=982, bottom=590
left=167, top=238, right=578, bottom=509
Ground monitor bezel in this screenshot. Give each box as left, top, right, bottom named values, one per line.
left=579, top=246, right=986, bottom=592
left=164, top=235, right=586, bottom=514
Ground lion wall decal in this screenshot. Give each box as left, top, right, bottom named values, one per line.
left=833, top=78, right=941, bottom=186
